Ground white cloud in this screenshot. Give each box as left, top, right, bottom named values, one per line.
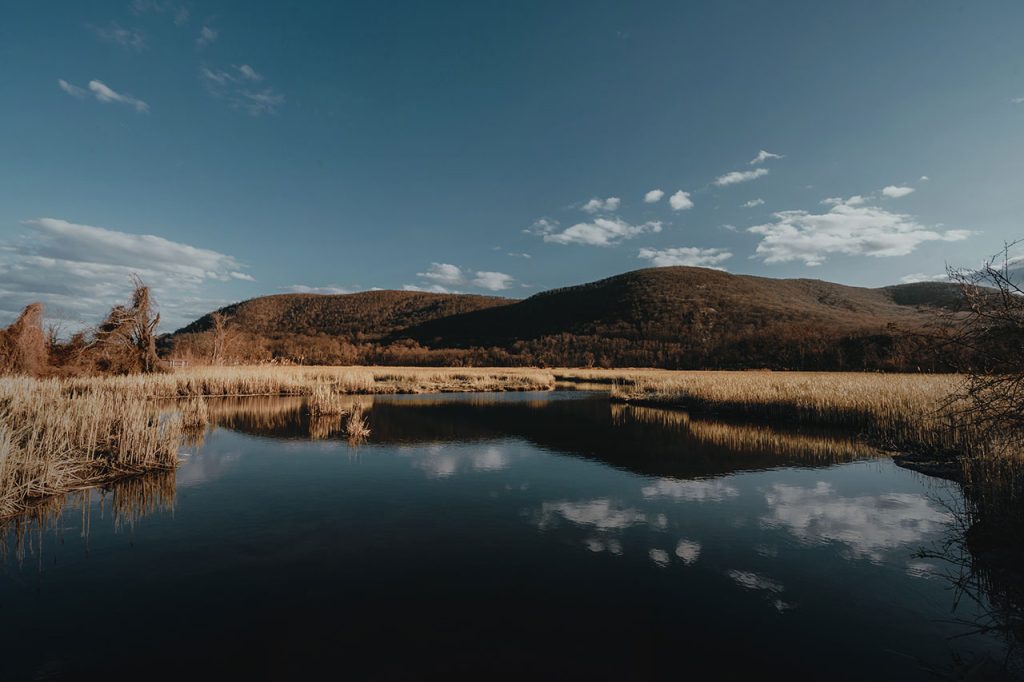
left=524, top=218, right=559, bottom=236
left=196, top=25, right=218, bottom=48
left=749, top=150, right=783, bottom=165
left=541, top=217, right=662, bottom=247
left=58, top=79, right=86, bottom=98
left=410, top=263, right=515, bottom=292
left=88, top=22, right=146, bottom=50
left=644, top=189, right=665, bottom=204
left=637, top=247, right=733, bottom=269
left=402, top=283, right=454, bottom=294
left=715, top=167, right=769, bottom=186
left=471, top=271, right=514, bottom=291
left=749, top=201, right=971, bottom=266
left=742, top=198, right=765, bottom=208
left=506, top=252, right=531, bottom=259
left=669, top=190, right=694, bottom=211
left=899, top=273, right=949, bottom=284
left=88, top=80, right=150, bottom=112
left=285, top=285, right=356, bottom=295
left=1012, top=97, right=1024, bottom=105
left=418, top=262, right=465, bottom=286
left=649, top=549, right=671, bottom=567
left=641, top=478, right=739, bottom=502
left=881, top=185, right=915, bottom=198
left=0, top=218, right=251, bottom=329
left=235, top=64, right=263, bottom=82
left=58, top=79, right=149, bottom=112
left=727, top=570, right=784, bottom=593
left=675, top=539, right=701, bottom=565
left=200, top=65, right=284, bottom=116
left=919, top=176, right=930, bottom=182
left=582, top=196, right=621, bottom=214
left=538, top=499, right=647, bottom=530
left=761, top=482, right=952, bottom=562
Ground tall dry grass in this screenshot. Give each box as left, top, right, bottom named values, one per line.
left=0, top=378, right=183, bottom=519
left=64, top=366, right=556, bottom=399
left=559, top=369, right=973, bottom=456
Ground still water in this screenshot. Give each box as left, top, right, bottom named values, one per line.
left=0, top=392, right=1009, bottom=679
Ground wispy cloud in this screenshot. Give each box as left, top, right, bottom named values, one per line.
left=471, top=271, right=514, bottom=291
left=1012, top=97, right=1024, bottom=105
left=581, top=197, right=621, bottom=214
left=58, top=79, right=149, bottom=113
left=643, top=189, right=665, bottom=204
left=669, top=190, right=694, bottom=211
left=899, top=273, right=948, bottom=284
left=200, top=64, right=284, bottom=115
left=881, top=185, right=915, bottom=198
left=409, top=262, right=514, bottom=292
left=748, top=200, right=971, bottom=266
left=88, top=22, right=146, bottom=50
left=196, top=25, right=218, bottom=48
left=715, top=168, right=769, bottom=186
left=638, top=247, right=733, bottom=269
left=285, top=285, right=355, bottom=295
left=750, top=149, right=783, bottom=165
left=536, top=217, right=661, bottom=247
left=742, top=198, right=765, bottom=208
left=0, top=218, right=251, bottom=329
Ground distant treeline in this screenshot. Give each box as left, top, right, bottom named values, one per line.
left=164, top=327, right=962, bottom=371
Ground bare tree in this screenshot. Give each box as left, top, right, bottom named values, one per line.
left=209, top=311, right=238, bottom=365
left=947, top=242, right=1024, bottom=434
left=85, top=276, right=165, bottom=374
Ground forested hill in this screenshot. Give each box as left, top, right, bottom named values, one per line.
left=167, top=267, right=963, bottom=370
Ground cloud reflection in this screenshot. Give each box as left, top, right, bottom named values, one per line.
left=761, top=482, right=952, bottom=561
left=641, top=478, right=739, bottom=502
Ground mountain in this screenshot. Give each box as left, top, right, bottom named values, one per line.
left=166, top=267, right=963, bottom=370
left=174, top=290, right=512, bottom=339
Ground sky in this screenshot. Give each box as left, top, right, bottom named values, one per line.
left=2, top=0, right=1023, bottom=330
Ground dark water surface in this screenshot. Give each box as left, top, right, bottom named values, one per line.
left=0, top=392, right=1008, bottom=679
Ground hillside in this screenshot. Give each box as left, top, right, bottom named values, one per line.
left=167, top=267, right=964, bottom=370
left=175, top=290, right=512, bottom=339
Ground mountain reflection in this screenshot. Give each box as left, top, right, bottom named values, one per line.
left=208, top=392, right=880, bottom=480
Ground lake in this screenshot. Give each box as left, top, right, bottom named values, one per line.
left=0, top=391, right=1009, bottom=679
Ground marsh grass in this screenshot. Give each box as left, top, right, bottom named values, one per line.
left=344, top=404, right=371, bottom=444
left=0, top=378, right=183, bottom=520
left=611, top=403, right=880, bottom=464
left=65, top=366, right=556, bottom=399
left=558, top=369, right=977, bottom=457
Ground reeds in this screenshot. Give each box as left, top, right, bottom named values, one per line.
left=0, top=377, right=183, bottom=519
left=344, top=404, right=371, bottom=444
left=63, top=366, right=556, bottom=399
left=578, top=369, right=976, bottom=456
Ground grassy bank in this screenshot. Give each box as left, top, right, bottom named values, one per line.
left=556, top=369, right=973, bottom=457
left=0, top=378, right=183, bottom=519
left=65, top=366, right=556, bottom=398
left=0, top=367, right=554, bottom=519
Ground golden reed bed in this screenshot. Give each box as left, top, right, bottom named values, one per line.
left=0, top=367, right=555, bottom=519
left=0, top=366, right=1001, bottom=523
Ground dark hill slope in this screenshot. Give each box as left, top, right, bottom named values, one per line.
left=175, top=290, right=512, bottom=339
left=168, top=267, right=964, bottom=370
left=405, top=267, right=955, bottom=345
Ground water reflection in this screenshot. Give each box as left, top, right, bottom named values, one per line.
left=206, top=392, right=880, bottom=480
left=1, top=470, right=175, bottom=562
left=0, top=391, right=1019, bottom=678
left=761, top=482, right=953, bottom=562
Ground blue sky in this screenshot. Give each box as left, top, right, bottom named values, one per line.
left=2, top=0, right=1023, bottom=330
